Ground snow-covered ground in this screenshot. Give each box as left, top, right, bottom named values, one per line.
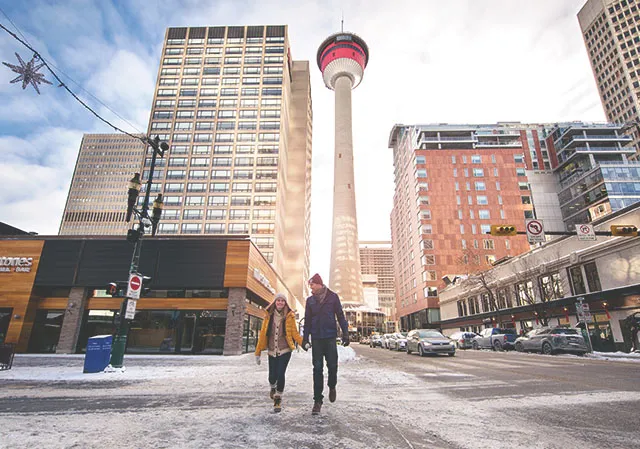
left=1, top=347, right=639, bottom=449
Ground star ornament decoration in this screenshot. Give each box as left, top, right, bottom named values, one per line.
left=3, top=52, right=52, bottom=94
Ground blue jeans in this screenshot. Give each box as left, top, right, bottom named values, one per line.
left=268, top=352, right=292, bottom=392
left=312, top=338, right=338, bottom=403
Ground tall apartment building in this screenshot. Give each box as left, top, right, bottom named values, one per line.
left=145, top=25, right=312, bottom=301
left=388, top=124, right=541, bottom=331
left=359, top=241, right=396, bottom=321
left=59, top=133, right=145, bottom=235
left=578, top=0, right=640, bottom=159
left=545, top=122, right=640, bottom=228
left=59, top=25, right=313, bottom=302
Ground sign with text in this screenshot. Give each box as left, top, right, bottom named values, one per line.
left=576, top=224, right=596, bottom=241
left=124, top=299, right=137, bottom=320
left=576, top=302, right=593, bottom=323
left=525, top=219, right=545, bottom=243
left=0, top=256, right=33, bottom=273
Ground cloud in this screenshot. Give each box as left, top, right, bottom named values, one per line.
left=0, top=0, right=607, bottom=279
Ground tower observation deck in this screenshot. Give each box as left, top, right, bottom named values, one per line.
left=317, top=32, right=369, bottom=303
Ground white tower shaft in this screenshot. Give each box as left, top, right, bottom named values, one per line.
left=329, top=75, right=364, bottom=303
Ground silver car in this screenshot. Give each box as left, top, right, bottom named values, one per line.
left=514, top=327, right=588, bottom=355
left=388, top=332, right=408, bottom=351
left=406, top=329, right=455, bottom=357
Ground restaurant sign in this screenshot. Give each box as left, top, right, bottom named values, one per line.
left=0, top=256, right=34, bottom=273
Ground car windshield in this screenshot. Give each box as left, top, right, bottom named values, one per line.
left=418, top=331, right=445, bottom=338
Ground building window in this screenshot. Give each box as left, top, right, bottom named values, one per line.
left=477, top=195, right=488, bottom=205
left=568, top=266, right=587, bottom=295
left=584, top=261, right=601, bottom=293
left=539, top=272, right=564, bottom=301
left=474, top=181, right=486, bottom=191
left=471, top=155, right=481, bottom=163
left=478, top=210, right=490, bottom=219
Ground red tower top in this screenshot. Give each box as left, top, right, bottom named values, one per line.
left=317, top=32, right=369, bottom=90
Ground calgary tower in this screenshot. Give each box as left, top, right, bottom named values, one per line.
left=317, top=31, right=369, bottom=303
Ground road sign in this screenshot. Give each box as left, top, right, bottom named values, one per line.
left=127, top=273, right=142, bottom=299
left=124, top=299, right=137, bottom=320
left=576, top=223, right=596, bottom=241
left=576, top=302, right=593, bottom=323
left=525, top=219, right=545, bottom=243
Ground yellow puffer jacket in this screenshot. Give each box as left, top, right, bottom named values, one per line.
left=255, top=310, right=303, bottom=355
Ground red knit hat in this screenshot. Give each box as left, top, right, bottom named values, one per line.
left=309, top=273, right=323, bottom=285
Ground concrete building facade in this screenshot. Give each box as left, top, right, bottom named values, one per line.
left=439, top=203, right=640, bottom=352
left=578, top=0, right=640, bottom=160
left=59, top=133, right=145, bottom=235
left=59, top=26, right=313, bottom=302
left=317, top=32, right=369, bottom=303
left=359, top=241, right=396, bottom=322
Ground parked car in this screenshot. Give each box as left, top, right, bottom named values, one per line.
left=514, top=327, right=588, bottom=355
left=472, top=327, right=518, bottom=351
left=381, top=333, right=394, bottom=349
left=449, top=331, right=478, bottom=349
left=369, top=335, right=383, bottom=348
left=388, top=332, right=408, bottom=351
left=359, top=336, right=370, bottom=345
left=406, top=329, right=455, bottom=356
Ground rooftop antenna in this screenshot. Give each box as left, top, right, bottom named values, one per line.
left=341, top=10, right=344, bottom=32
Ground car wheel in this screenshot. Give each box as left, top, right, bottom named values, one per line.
left=448, top=352, right=455, bottom=357
left=515, top=342, right=524, bottom=352
left=542, top=342, right=554, bottom=355
left=493, top=341, right=503, bottom=351
left=418, top=345, right=425, bottom=357
left=406, top=346, right=412, bottom=354
left=472, top=341, right=479, bottom=350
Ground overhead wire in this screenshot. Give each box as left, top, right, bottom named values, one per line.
left=0, top=16, right=148, bottom=144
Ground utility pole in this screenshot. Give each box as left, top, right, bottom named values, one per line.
left=108, top=135, right=168, bottom=369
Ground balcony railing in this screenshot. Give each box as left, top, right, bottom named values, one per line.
left=476, top=140, right=522, bottom=147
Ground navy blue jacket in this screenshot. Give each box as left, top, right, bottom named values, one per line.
left=303, top=288, right=349, bottom=341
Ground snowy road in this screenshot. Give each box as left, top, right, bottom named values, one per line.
left=1, top=346, right=639, bottom=449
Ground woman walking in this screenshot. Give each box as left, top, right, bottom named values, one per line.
left=255, top=292, right=303, bottom=412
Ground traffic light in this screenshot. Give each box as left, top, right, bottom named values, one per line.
left=127, top=227, right=142, bottom=244
left=610, top=225, right=638, bottom=237
left=490, top=225, right=517, bottom=236
left=106, top=281, right=127, bottom=297
left=141, top=275, right=153, bottom=297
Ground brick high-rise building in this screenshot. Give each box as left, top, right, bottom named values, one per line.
left=59, top=133, right=145, bottom=235
left=60, top=26, right=313, bottom=302
left=388, top=123, right=544, bottom=331
left=578, top=0, right=640, bottom=160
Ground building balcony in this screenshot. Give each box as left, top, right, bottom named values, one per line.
left=476, top=139, right=522, bottom=147
left=475, top=130, right=521, bottom=137
left=418, top=135, right=477, bottom=144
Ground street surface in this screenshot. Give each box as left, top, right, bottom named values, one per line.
left=1, top=346, right=639, bottom=449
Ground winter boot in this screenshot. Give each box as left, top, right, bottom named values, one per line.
left=273, top=392, right=282, bottom=413
left=311, top=401, right=322, bottom=415
left=329, top=388, right=337, bottom=403
left=269, top=383, right=277, bottom=400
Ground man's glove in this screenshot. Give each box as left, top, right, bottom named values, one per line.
left=255, top=355, right=261, bottom=365
left=302, top=339, right=310, bottom=351
left=342, top=336, right=350, bottom=347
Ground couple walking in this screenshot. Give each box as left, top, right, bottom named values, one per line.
left=254, top=273, right=350, bottom=414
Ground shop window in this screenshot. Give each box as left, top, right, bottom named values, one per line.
left=584, top=261, right=602, bottom=293
left=28, top=310, right=64, bottom=353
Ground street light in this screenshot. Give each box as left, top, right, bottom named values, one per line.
left=109, top=135, right=168, bottom=369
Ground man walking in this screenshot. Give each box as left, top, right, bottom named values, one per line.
left=302, top=273, right=350, bottom=415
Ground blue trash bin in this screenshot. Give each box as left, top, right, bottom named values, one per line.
left=83, top=335, right=113, bottom=373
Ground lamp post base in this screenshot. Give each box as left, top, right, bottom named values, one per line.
left=109, top=299, right=130, bottom=368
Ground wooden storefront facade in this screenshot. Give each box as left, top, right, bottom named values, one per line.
left=0, top=235, right=299, bottom=356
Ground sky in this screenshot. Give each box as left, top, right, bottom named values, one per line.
left=0, top=0, right=607, bottom=276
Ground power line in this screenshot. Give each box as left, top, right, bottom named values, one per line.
left=0, top=21, right=147, bottom=144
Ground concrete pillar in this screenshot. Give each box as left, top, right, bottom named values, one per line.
left=56, top=287, right=90, bottom=354
left=223, top=287, right=246, bottom=355
left=329, top=75, right=364, bottom=304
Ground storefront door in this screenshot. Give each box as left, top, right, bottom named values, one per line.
left=180, top=312, right=197, bottom=353
left=0, top=308, right=12, bottom=343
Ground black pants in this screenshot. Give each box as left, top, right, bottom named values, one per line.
left=268, top=351, right=292, bottom=393
left=312, top=337, right=338, bottom=403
